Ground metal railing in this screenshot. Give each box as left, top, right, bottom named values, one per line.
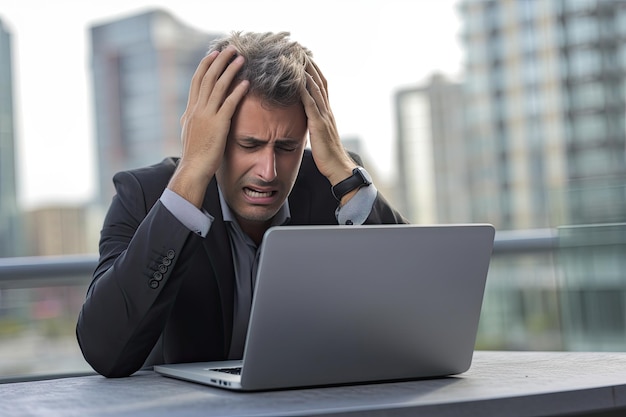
left=2, top=226, right=624, bottom=383
left=0, top=229, right=560, bottom=285
left=0, top=254, right=98, bottom=287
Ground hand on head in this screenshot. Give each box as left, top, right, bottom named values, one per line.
left=300, top=58, right=357, bottom=188
left=168, top=46, right=250, bottom=207
left=169, top=32, right=358, bottom=210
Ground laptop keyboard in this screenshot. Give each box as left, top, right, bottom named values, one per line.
left=212, top=367, right=242, bottom=375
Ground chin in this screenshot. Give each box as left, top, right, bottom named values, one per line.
left=239, top=207, right=280, bottom=224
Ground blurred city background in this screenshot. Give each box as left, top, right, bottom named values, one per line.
left=1, top=0, right=625, bottom=381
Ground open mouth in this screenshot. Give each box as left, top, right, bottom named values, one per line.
left=244, top=187, right=275, bottom=199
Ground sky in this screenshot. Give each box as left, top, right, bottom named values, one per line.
left=1, top=0, right=463, bottom=209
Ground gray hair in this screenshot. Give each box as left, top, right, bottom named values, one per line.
left=209, top=31, right=312, bottom=107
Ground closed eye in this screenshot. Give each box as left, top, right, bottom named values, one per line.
left=239, top=143, right=259, bottom=150
left=275, top=139, right=301, bottom=153
left=237, top=138, right=263, bottom=150
left=276, top=144, right=297, bottom=152
left=237, top=137, right=301, bottom=152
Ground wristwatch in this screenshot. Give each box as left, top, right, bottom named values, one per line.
left=331, top=166, right=372, bottom=201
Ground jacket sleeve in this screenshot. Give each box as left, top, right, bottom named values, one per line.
left=365, top=191, right=410, bottom=225
left=344, top=150, right=408, bottom=225
left=76, top=170, right=202, bottom=377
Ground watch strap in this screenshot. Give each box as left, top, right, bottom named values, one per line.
left=331, top=167, right=372, bottom=201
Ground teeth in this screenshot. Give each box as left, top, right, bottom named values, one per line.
left=245, top=188, right=272, bottom=198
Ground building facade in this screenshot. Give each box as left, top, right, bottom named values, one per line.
left=459, top=0, right=626, bottom=230
left=23, top=205, right=97, bottom=256
left=457, top=0, right=626, bottom=352
left=395, top=0, right=626, bottom=352
left=0, top=18, right=23, bottom=257
left=90, top=9, right=223, bottom=206
left=394, top=74, right=469, bottom=224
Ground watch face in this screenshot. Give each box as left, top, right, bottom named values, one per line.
left=356, top=167, right=372, bottom=185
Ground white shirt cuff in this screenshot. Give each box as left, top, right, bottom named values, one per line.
left=160, top=188, right=213, bottom=237
left=335, top=184, right=377, bottom=225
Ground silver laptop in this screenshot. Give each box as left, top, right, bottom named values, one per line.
left=154, top=224, right=495, bottom=391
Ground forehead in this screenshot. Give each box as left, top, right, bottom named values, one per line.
left=231, top=94, right=307, bottom=141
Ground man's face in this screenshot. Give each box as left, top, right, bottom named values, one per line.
left=216, top=94, right=307, bottom=231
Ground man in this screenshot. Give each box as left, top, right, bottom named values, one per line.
left=77, top=31, right=406, bottom=378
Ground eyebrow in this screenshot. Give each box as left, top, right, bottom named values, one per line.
left=239, top=136, right=301, bottom=147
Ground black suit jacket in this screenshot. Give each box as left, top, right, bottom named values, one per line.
left=76, top=150, right=407, bottom=377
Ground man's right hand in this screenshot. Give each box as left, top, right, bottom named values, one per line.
left=167, top=46, right=249, bottom=208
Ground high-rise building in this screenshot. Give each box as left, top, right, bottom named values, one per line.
left=394, top=74, right=469, bottom=224
left=455, top=0, right=626, bottom=352
left=0, top=18, right=23, bottom=257
left=90, top=9, right=223, bottom=206
left=459, top=0, right=626, bottom=230
left=24, top=205, right=97, bottom=256
left=394, top=0, right=626, bottom=352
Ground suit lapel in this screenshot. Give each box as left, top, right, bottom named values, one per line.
left=287, top=149, right=334, bottom=225
left=202, top=178, right=235, bottom=357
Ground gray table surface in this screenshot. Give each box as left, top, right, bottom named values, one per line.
left=2, top=351, right=626, bottom=417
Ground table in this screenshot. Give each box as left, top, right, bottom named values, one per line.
left=2, top=351, right=626, bottom=417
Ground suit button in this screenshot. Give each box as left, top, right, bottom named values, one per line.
left=149, top=280, right=159, bottom=289
left=167, top=249, right=175, bottom=259
left=158, top=264, right=167, bottom=273
left=162, top=257, right=171, bottom=266
left=153, top=271, right=163, bottom=281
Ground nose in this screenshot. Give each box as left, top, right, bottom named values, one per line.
left=256, top=147, right=277, bottom=182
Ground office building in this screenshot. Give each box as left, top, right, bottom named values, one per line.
left=458, top=0, right=626, bottom=230
left=23, top=205, right=97, bottom=256
left=394, top=74, right=469, bottom=224
left=456, top=0, right=626, bottom=351
left=0, top=18, right=23, bottom=257
left=90, top=9, right=223, bottom=206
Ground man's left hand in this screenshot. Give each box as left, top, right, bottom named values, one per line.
left=300, top=59, right=357, bottom=189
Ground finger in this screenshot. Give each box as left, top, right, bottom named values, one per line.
left=300, top=72, right=319, bottom=116
left=308, top=59, right=329, bottom=94
left=219, top=79, right=250, bottom=117
left=302, top=70, right=325, bottom=116
left=198, top=46, right=241, bottom=106
left=306, top=59, right=330, bottom=107
left=186, top=51, right=219, bottom=110
left=207, top=54, right=246, bottom=112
